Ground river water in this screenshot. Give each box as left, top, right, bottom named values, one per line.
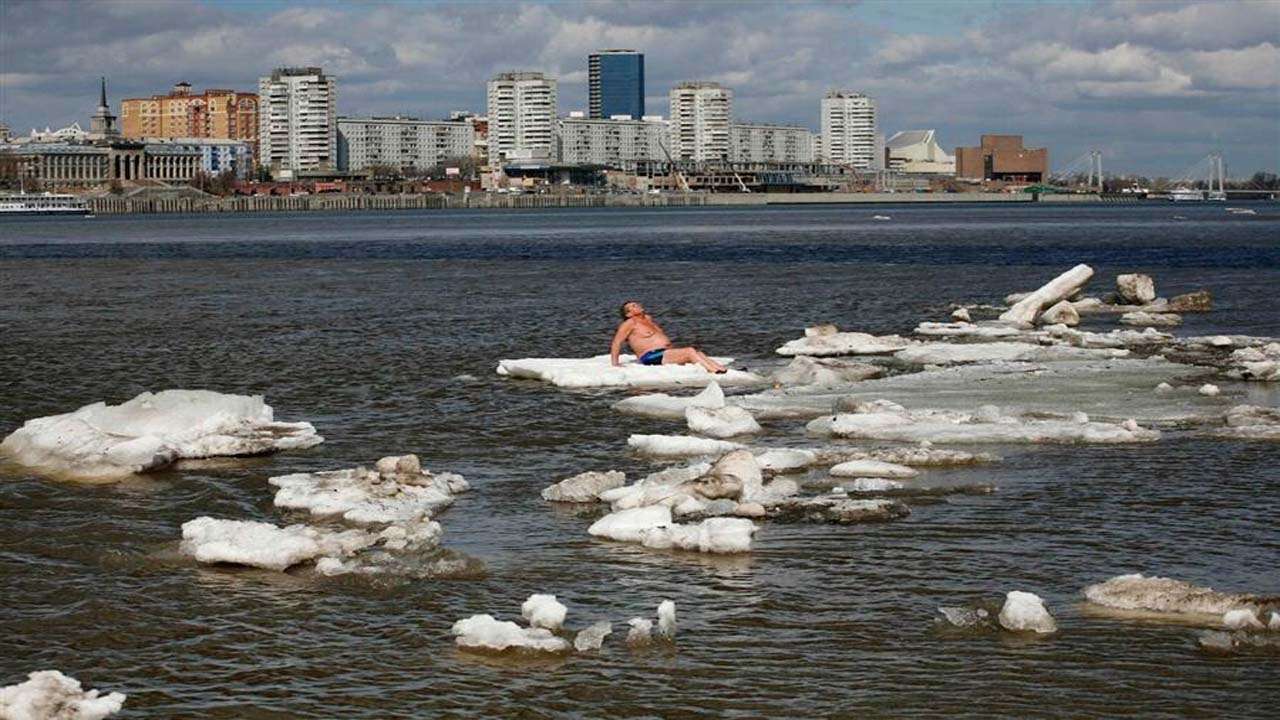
left=1, top=204, right=1277, bottom=717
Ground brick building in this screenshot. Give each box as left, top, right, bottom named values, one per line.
left=121, top=82, right=259, bottom=159
left=955, top=134, right=1047, bottom=183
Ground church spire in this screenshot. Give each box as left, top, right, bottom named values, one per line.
left=99, top=77, right=108, bottom=109
left=90, top=76, right=118, bottom=137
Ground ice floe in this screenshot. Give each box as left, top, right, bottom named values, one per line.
left=1082, top=574, right=1268, bottom=624
left=1039, top=300, right=1080, bottom=326
left=769, top=496, right=910, bottom=524
left=612, top=382, right=727, bottom=420
left=1209, top=405, right=1280, bottom=441
left=521, top=594, right=568, bottom=631
left=587, top=504, right=757, bottom=553
left=828, top=459, right=919, bottom=479
left=627, top=618, right=654, bottom=645
left=496, top=355, right=763, bottom=389
left=771, top=356, right=883, bottom=386
left=574, top=621, right=613, bottom=652
left=913, top=321, right=1036, bottom=339
left=180, top=516, right=440, bottom=572
left=0, top=389, right=321, bottom=480
left=1222, top=608, right=1264, bottom=630
left=998, top=591, right=1057, bottom=634
left=894, top=342, right=1127, bottom=366
left=775, top=327, right=914, bottom=357
left=1119, top=311, right=1182, bottom=327
left=999, top=263, right=1093, bottom=326
left=937, top=606, right=990, bottom=628
left=840, top=478, right=904, bottom=492
left=451, top=614, right=570, bottom=653
left=807, top=403, right=1160, bottom=444
left=1226, top=343, right=1280, bottom=382
left=1116, top=273, right=1157, bottom=304
left=0, top=670, right=126, bottom=720
left=685, top=405, right=762, bottom=438
left=270, top=454, right=468, bottom=524
left=542, top=470, right=627, bottom=502
left=627, top=434, right=744, bottom=459
left=657, top=600, right=677, bottom=639
left=754, top=448, right=819, bottom=473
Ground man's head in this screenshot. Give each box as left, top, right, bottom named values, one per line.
left=619, top=300, right=644, bottom=319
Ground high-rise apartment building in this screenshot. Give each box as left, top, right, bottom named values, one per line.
left=120, top=82, right=258, bottom=158
left=336, top=116, right=475, bottom=173
left=558, top=114, right=667, bottom=169
left=730, top=123, right=816, bottom=163
left=258, top=67, right=337, bottom=176
left=668, top=82, right=732, bottom=163
left=820, top=91, right=878, bottom=169
left=486, top=72, right=558, bottom=163
left=588, top=50, right=644, bottom=120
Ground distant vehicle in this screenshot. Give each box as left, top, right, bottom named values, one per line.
left=0, top=192, right=92, bottom=216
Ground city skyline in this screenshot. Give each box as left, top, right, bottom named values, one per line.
left=1, top=0, right=1277, bottom=176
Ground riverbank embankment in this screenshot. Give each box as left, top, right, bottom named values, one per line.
left=83, top=190, right=1158, bottom=215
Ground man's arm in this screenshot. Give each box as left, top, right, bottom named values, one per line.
left=610, top=320, right=632, bottom=366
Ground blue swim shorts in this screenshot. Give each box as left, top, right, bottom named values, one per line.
left=639, top=348, right=667, bottom=366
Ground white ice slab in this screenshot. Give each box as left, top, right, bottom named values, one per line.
left=541, top=470, right=626, bottom=502
left=270, top=456, right=467, bottom=524
left=521, top=594, right=568, bottom=631
left=685, top=405, right=762, bottom=438
left=999, top=264, right=1093, bottom=325
left=627, top=434, right=744, bottom=459
left=776, top=331, right=914, bottom=357
left=894, top=342, right=1127, bottom=366
left=0, top=670, right=126, bottom=720
left=179, top=516, right=393, bottom=571
left=1082, top=573, right=1265, bottom=622
left=807, top=405, right=1160, bottom=444
left=451, top=614, right=570, bottom=653
left=0, top=389, right=322, bottom=480
left=497, top=355, right=763, bottom=389
left=612, top=382, right=727, bottom=419
left=829, top=459, right=919, bottom=478
left=998, top=591, right=1057, bottom=634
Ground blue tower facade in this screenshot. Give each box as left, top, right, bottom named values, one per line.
left=589, top=50, right=644, bottom=120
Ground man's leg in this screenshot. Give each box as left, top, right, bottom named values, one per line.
left=662, top=346, right=726, bottom=373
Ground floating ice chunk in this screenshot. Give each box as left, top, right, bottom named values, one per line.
left=180, top=517, right=387, bottom=571
left=1166, top=289, right=1212, bottom=312
left=951, top=307, right=972, bottom=322
left=541, top=470, right=626, bottom=503
left=754, top=448, right=818, bottom=473
left=829, top=459, right=919, bottom=479
left=914, top=321, right=1034, bottom=339
left=0, top=390, right=322, bottom=480
left=496, top=355, right=762, bottom=389
left=1226, top=343, right=1280, bottom=382
left=998, top=591, right=1057, bottom=634
left=685, top=405, right=762, bottom=438
left=1116, top=273, right=1156, bottom=304
left=841, top=478, right=904, bottom=492
left=270, top=456, right=467, bottom=524
left=1120, top=311, right=1182, bottom=327
left=521, top=594, right=568, bottom=631
left=1155, top=382, right=1174, bottom=393
left=612, top=382, right=726, bottom=419
left=733, top=501, right=767, bottom=517
left=770, top=497, right=910, bottom=524
left=1222, top=609, right=1264, bottom=630
left=686, top=450, right=763, bottom=502
left=1039, top=300, right=1079, bottom=326
left=657, top=600, right=677, bottom=639
left=574, top=621, right=613, bottom=652
left=868, top=446, right=1000, bottom=467
left=626, top=618, right=653, bottom=645
left=0, top=670, right=126, bottom=720
left=588, top=506, right=673, bottom=543
left=1271, top=612, right=1280, bottom=630
left=776, top=330, right=914, bottom=357
left=999, top=264, right=1094, bottom=325
left=627, top=434, right=744, bottom=459
left=937, top=606, right=990, bottom=628
left=451, top=614, right=569, bottom=653
left=772, top=356, right=883, bottom=386
left=808, top=406, right=1159, bottom=445
left=1198, top=383, right=1220, bottom=397
left=1047, top=325, right=1173, bottom=348
left=894, top=342, right=1126, bottom=366
left=1083, top=573, right=1264, bottom=621
left=640, top=517, right=757, bottom=553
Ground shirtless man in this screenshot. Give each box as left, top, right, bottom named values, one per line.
left=610, top=301, right=727, bottom=373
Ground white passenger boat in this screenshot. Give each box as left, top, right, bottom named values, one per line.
left=1168, top=187, right=1203, bottom=202
left=0, top=192, right=92, bottom=215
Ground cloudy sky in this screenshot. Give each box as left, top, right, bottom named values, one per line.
left=1, top=0, right=1276, bottom=176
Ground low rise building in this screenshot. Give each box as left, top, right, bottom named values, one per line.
left=336, top=116, right=475, bottom=173
left=730, top=123, right=815, bottom=163
left=558, top=114, right=668, bottom=169
left=955, top=134, right=1047, bottom=183
left=884, top=129, right=955, bottom=174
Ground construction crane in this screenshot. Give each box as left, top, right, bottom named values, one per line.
left=656, top=138, right=691, bottom=193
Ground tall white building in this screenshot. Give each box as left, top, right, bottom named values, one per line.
left=486, top=72, right=557, bottom=163
left=558, top=114, right=668, bottom=169
left=730, top=123, right=816, bottom=163
left=258, top=67, right=337, bottom=177
left=820, top=91, right=878, bottom=169
left=336, top=117, right=475, bottom=173
left=668, top=82, right=732, bottom=163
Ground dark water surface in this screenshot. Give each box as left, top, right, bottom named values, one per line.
left=2, top=204, right=1278, bottom=718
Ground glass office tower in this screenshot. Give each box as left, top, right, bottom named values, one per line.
left=588, top=50, right=644, bottom=120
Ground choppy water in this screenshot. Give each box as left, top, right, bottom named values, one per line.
left=2, top=204, right=1278, bottom=718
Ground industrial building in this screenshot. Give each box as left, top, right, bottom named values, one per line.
left=955, top=134, right=1048, bottom=183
